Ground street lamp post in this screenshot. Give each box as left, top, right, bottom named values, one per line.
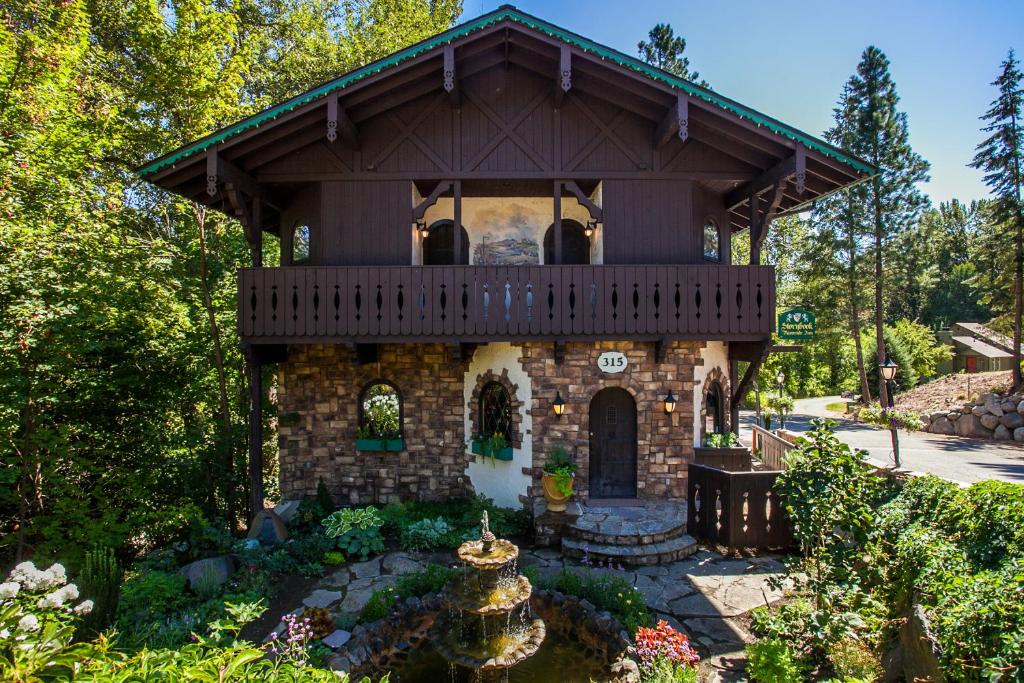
left=880, top=357, right=901, bottom=469
left=775, top=370, right=786, bottom=429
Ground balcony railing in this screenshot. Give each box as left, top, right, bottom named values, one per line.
left=237, top=264, right=775, bottom=342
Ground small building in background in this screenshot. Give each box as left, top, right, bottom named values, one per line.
left=938, top=322, right=1018, bottom=374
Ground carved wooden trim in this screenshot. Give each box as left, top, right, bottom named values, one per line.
left=462, top=88, right=551, bottom=172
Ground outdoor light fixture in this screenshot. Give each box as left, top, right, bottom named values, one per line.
left=552, top=391, right=566, bottom=417
left=776, top=370, right=785, bottom=388
left=584, top=218, right=597, bottom=238
left=416, top=219, right=429, bottom=237
left=880, top=357, right=898, bottom=382
left=663, top=390, right=677, bottom=414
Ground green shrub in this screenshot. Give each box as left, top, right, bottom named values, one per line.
left=323, top=506, right=383, bottom=538
left=336, top=527, right=384, bottom=561
left=827, top=637, right=881, bottom=682
left=745, top=638, right=805, bottom=682
left=399, top=517, right=458, bottom=551
left=533, top=568, right=650, bottom=634
left=117, top=569, right=190, bottom=624
left=379, top=496, right=531, bottom=542
left=359, top=564, right=456, bottom=623
left=948, top=480, right=1024, bottom=566
left=77, top=545, right=122, bottom=637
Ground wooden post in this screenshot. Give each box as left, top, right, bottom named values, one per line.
left=553, top=180, right=562, bottom=264
left=251, top=199, right=263, bottom=267
left=729, top=359, right=740, bottom=435
left=245, top=347, right=264, bottom=517
left=749, top=196, right=761, bottom=265
left=453, top=180, right=462, bottom=263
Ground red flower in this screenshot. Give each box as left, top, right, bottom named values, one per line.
left=634, top=620, right=700, bottom=667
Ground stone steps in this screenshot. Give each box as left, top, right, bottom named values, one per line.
left=561, top=534, right=699, bottom=566
left=565, top=500, right=689, bottom=543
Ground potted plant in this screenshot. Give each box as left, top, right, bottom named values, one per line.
left=470, top=433, right=513, bottom=461
left=355, top=387, right=404, bottom=452
left=541, top=444, right=576, bottom=512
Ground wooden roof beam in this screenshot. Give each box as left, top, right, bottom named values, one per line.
left=553, top=45, right=571, bottom=109
left=654, top=93, right=689, bottom=148
left=724, top=147, right=806, bottom=210
left=563, top=180, right=601, bottom=221
left=207, top=150, right=261, bottom=199
left=443, top=45, right=460, bottom=108
left=412, top=180, right=452, bottom=221
left=326, top=93, right=359, bottom=148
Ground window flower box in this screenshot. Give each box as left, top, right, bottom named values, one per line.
left=355, top=437, right=404, bottom=452
left=470, top=438, right=514, bottom=461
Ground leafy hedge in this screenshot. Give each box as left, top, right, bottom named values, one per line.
left=750, top=420, right=1024, bottom=681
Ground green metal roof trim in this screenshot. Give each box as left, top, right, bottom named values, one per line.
left=138, top=6, right=874, bottom=177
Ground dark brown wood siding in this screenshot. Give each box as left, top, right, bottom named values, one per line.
left=602, top=179, right=693, bottom=264
left=320, top=181, right=411, bottom=265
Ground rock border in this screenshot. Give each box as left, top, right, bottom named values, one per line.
left=920, top=391, right=1024, bottom=441
left=330, top=589, right=636, bottom=681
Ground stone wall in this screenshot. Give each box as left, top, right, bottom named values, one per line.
left=276, top=344, right=472, bottom=504
left=921, top=391, right=1024, bottom=442
left=277, top=339, right=705, bottom=505
left=519, top=340, right=702, bottom=500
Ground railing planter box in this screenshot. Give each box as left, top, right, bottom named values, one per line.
left=693, top=447, right=752, bottom=471
left=470, top=439, right=514, bottom=461
left=687, top=463, right=793, bottom=549
left=355, top=438, right=404, bottom=452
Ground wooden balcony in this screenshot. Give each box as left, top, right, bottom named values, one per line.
left=237, top=265, right=776, bottom=344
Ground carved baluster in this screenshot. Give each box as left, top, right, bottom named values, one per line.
left=271, top=285, right=278, bottom=322
left=482, top=282, right=490, bottom=322
left=715, top=282, right=722, bottom=319
left=396, top=284, right=404, bottom=321
left=694, top=484, right=702, bottom=524
left=756, top=283, right=763, bottom=319
left=611, top=283, right=619, bottom=320
left=765, top=491, right=773, bottom=533
left=714, top=488, right=723, bottom=536
left=526, top=282, right=534, bottom=321
left=736, top=283, right=743, bottom=320
left=250, top=286, right=258, bottom=324
left=694, top=283, right=701, bottom=319
left=354, top=285, right=362, bottom=321
left=333, top=285, right=341, bottom=322
left=547, top=283, right=554, bottom=320
left=589, top=282, right=597, bottom=322
left=742, top=491, right=750, bottom=534
left=632, top=282, right=640, bottom=320
left=461, top=283, right=469, bottom=321
left=674, top=282, right=681, bottom=320
left=418, top=284, right=426, bottom=321
left=568, top=282, right=576, bottom=320
left=313, top=284, right=320, bottom=322
left=653, top=282, right=661, bottom=319
left=439, top=283, right=447, bottom=321
left=504, top=281, right=512, bottom=322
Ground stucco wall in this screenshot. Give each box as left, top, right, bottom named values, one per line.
left=419, top=195, right=600, bottom=265
left=463, top=343, right=533, bottom=508
left=693, top=341, right=729, bottom=446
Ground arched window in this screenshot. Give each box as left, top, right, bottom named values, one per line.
left=703, top=217, right=721, bottom=262
left=423, top=220, right=469, bottom=265
left=705, top=381, right=725, bottom=435
left=543, top=219, right=590, bottom=265
left=358, top=381, right=402, bottom=439
left=478, top=381, right=512, bottom=441
left=293, top=224, right=310, bottom=264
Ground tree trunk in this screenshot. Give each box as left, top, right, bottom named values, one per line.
left=873, top=179, right=889, bottom=408
left=194, top=205, right=237, bottom=531
left=1012, top=108, right=1023, bottom=392
left=845, top=202, right=872, bottom=403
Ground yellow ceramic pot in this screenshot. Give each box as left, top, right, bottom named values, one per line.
left=541, top=470, right=573, bottom=512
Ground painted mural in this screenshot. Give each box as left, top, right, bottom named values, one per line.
left=471, top=202, right=540, bottom=265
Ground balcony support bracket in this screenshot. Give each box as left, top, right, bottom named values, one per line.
left=553, top=340, right=566, bottom=365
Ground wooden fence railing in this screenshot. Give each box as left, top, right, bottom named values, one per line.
left=751, top=425, right=795, bottom=471
left=686, top=463, right=792, bottom=549
left=237, top=264, right=775, bottom=342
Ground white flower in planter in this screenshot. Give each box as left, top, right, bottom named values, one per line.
left=17, top=615, right=39, bottom=632
left=0, top=582, right=20, bottom=599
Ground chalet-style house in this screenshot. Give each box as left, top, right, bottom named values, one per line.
left=141, top=6, right=871, bottom=512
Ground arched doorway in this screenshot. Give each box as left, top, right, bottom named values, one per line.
left=588, top=388, right=637, bottom=499
left=423, top=220, right=469, bottom=265
left=543, top=219, right=590, bottom=264
left=705, top=381, right=725, bottom=436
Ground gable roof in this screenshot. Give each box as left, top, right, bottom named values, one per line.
left=137, top=4, right=873, bottom=179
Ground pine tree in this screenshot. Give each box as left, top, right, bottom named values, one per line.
left=970, top=50, right=1024, bottom=390
left=816, top=82, right=875, bottom=403
left=637, top=24, right=705, bottom=86
left=847, top=47, right=930, bottom=405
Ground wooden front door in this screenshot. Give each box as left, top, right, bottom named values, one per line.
left=589, top=388, right=638, bottom=498
left=965, top=356, right=977, bottom=373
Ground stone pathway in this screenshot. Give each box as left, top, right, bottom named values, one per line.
left=276, top=546, right=787, bottom=681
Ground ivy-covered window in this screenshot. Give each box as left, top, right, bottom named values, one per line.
left=703, top=218, right=721, bottom=262
left=358, top=381, right=401, bottom=439
left=478, top=382, right=512, bottom=441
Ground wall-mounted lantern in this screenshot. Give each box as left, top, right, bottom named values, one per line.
left=584, top=218, right=597, bottom=238
left=663, top=390, right=677, bottom=414
left=552, top=391, right=566, bottom=417
left=416, top=219, right=429, bottom=237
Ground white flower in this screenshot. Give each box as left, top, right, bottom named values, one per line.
left=17, top=615, right=39, bottom=632
left=59, top=584, right=79, bottom=602
left=0, top=628, right=9, bottom=639
left=73, top=600, right=94, bottom=616
left=0, top=582, right=20, bottom=599
left=37, top=591, right=66, bottom=609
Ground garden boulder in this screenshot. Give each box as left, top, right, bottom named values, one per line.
left=247, top=509, right=288, bottom=545
left=993, top=425, right=1012, bottom=441
left=179, top=555, right=235, bottom=591
left=955, top=413, right=990, bottom=438
left=1000, top=412, right=1024, bottom=430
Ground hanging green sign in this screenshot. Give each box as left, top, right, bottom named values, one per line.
left=778, top=308, right=816, bottom=341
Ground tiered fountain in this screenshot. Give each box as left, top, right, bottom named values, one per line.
left=430, top=512, right=546, bottom=671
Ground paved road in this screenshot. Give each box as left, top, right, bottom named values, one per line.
left=739, top=396, right=1024, bottom=485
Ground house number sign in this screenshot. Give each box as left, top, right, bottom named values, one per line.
left=597, top=351, right=628, bottom=373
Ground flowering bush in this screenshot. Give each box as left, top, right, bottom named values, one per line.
left=0, top=561, right=98, bottom=681
left=634, top=620, right=700, bottom=682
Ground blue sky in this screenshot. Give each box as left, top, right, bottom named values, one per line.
left=459, top=1, right=1024, bottom=204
